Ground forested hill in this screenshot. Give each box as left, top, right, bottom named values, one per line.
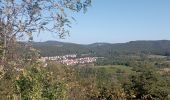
left=31, top=40, right=170, bottom=57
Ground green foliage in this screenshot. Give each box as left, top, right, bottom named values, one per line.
left=15, top=66, right=67, bottom=100
left=89, top=85, right=126, bottom=100
left=70, top=66, right=128, bottom=100
left=0, top=59, right=170, bottom=100
left=124, top=65, right=170, bottom=99
left=0, top=68, right=18, bottom=100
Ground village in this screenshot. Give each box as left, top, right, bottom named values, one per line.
left=41, top=54, right=100, bottom=66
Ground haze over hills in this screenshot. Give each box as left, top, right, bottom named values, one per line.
left=30, top=40, right=170, bottom=57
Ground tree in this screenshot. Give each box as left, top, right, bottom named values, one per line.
left=0, top=21, right=4, bottom=60
left=15, top=66, right=68, bottom=100
left=124, top=64, right=169, bottom=100
left=0, top=38, right=2, bottom=59
left=0, top=0, right=92, bottom=99
left=0, top=0, right=91, bottom=64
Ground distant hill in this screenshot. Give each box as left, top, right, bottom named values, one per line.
left=30, top=40, right=170, bottom=57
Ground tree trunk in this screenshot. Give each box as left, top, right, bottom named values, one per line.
left=2, top=33, right=6, bottom=62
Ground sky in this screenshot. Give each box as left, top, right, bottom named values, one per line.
left=33, top=0, right=170, bottom=44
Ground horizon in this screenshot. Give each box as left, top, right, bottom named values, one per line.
left=31, top=0, right=170, bottom=44
left=24, top=39, right=170, bottom=45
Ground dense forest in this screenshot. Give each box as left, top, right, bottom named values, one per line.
left=30, top=40, right=170, bottom=57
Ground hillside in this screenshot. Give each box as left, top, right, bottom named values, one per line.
left=31, top=40, right=170, bottom=57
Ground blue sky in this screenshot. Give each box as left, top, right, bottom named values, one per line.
left=34, top=0, right=170, bottom=44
